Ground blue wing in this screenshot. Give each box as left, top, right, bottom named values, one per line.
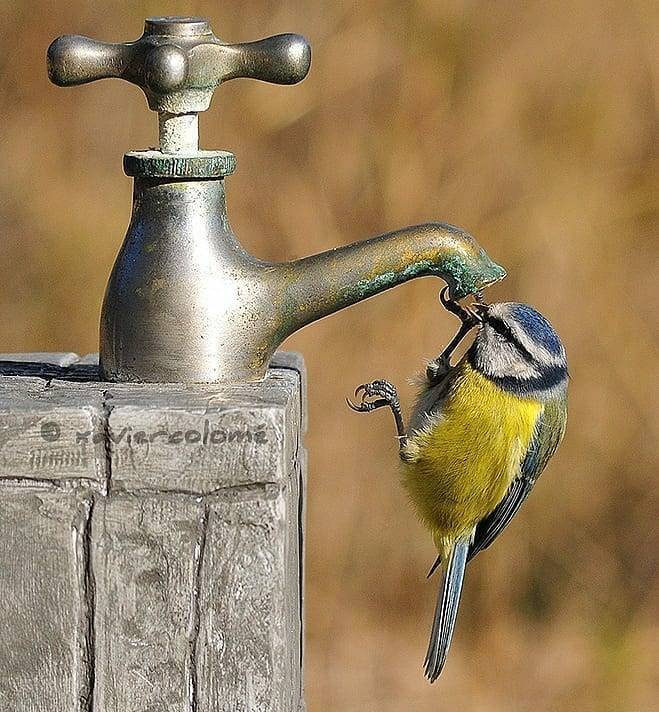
left=466, top=395, right=567, bottom=562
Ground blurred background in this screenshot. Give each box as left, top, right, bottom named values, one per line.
left=0, top=1, right=657, bottom=709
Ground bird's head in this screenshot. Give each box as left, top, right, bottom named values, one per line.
left=469, top=302, right=568, bottom=398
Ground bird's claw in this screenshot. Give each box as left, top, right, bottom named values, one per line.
left=439, top=286, right=481, bottom=326
left=347, top=379, right=400, bottom=413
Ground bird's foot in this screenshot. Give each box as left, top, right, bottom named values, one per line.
left=347, top=379, right=408, bottom=448
left=347, top=379, right=400, bottom=413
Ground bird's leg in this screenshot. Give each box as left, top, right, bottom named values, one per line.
left=347, top=379, right=408, bottom=455
left=426, top=288, right=482, bottom=384
left=439, top=286, right=479, bottom=325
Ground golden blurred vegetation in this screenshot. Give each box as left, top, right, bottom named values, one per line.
left=1, top=1, right=657, bottom=709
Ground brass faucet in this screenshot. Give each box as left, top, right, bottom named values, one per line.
left=48, top=16, right=506, bottom=383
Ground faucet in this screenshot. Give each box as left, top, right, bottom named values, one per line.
left=48, top=16, right=506, bottom=384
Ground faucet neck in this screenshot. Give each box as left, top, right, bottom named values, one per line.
left=132, top=176, right=228, bottom=225
left=127, top=176, right=252, bottom=264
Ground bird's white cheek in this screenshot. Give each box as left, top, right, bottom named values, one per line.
left=506, top=355, right=539, bottom=379
left=480, top=338, right=539, bottom=379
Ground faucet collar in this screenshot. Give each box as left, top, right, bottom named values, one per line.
left=123, top=150, right=236, bottom=179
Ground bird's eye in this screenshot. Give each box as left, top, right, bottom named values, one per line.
left=488, top=317, right=535, bottom=361
left=488, top=316, right=514, bottom=340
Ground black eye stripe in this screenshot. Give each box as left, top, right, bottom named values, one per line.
left=488, top=317, right=535, bottom=360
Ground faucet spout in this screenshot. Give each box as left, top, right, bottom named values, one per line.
left=269, top=222, right=506, bottom=342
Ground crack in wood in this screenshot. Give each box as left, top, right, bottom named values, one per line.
left=189, top=503, right=210, bottom=712
left=101, top=391, right=114, bottom=497
left=72, top=494, right=96, bottom=712
left=0, top=476, right=104, bottom=492
left=96, top=482, right=281, bottom=501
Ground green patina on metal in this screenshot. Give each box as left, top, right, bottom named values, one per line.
left=349, top=251, right=506, bottom=304
left=429, top=251, right=507, bottom=300
left=124, top=151, right=236, bottom=179
left=349, top=259, right=436, bottom=303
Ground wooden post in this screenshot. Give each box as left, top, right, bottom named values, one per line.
left=0, top=352, right=306, bottom=712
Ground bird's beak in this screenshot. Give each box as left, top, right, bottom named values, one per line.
left=472, top=302, right=489, bottom=319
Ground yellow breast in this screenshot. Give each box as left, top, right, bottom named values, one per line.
left=402, top=363, right=542, bottom=556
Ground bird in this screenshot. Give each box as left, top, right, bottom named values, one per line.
left=347, top=289, right=568, bottom=682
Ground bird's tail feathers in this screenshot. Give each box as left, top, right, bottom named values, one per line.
left=424, top=537, right=469, bottom=682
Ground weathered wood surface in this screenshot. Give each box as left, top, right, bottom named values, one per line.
left=0, top=487, right=93, bottom=712
left=197, top=483, right=302, bottom=712
left=0, top=352, right=306, bottom=712
left=92, top=494, right=204, bottom=711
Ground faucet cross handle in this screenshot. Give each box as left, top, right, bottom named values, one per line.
left=48, top=17, right=311, bottom=152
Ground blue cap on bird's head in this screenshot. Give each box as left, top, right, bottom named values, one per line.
left=507, top=303, right=564, bottom=356
left=469, top=302, right=568, bottom=398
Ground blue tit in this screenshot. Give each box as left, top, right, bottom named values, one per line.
left=348, top=291, right=568, bottom=682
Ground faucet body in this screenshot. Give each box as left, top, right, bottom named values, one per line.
left=50, top=16, right=506, bottom=384
left=101, top=177, right=266, bottom=382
